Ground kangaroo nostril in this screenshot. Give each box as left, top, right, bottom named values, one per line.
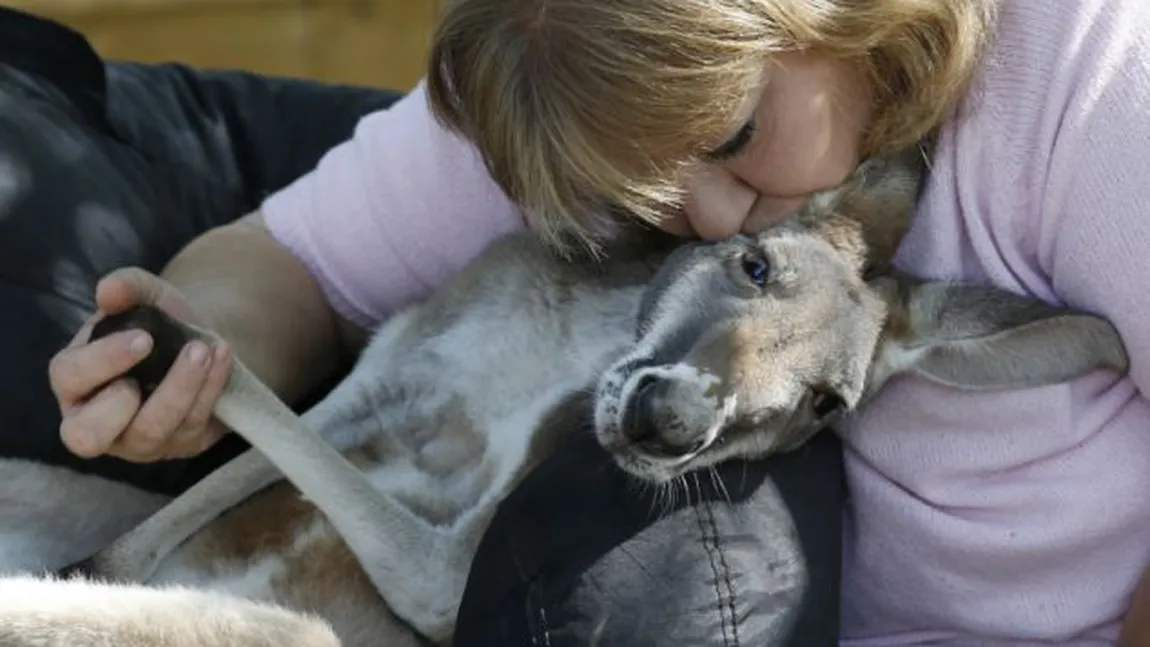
left=622, top=373, right=714, bottom=458
left=623, top=375, right=661, bottom=444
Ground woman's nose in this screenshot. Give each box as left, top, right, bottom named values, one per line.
left=740, top=194, right=807, bottom=234
left=682, top=166, right=756, bottom=240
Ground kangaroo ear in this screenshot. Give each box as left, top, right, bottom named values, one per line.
left=797, top=141, right=930, bottom=276
left=867, top=274, right=1130, bottom=395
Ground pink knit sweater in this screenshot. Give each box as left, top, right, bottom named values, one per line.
left=262, top=0, right=1150, bottom=642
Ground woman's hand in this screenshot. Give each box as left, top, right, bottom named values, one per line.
left=48, top=267, right=233, bottom=463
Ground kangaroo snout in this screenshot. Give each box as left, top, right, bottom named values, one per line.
left=620, top=366, right=732, bottom=459
left=623, top=375, right=702, bottom=455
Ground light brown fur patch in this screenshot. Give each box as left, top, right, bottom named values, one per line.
left=186, top=450, right=375, bottom=566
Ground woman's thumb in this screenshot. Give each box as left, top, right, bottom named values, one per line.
left=94, top=267, right=169, bottom=315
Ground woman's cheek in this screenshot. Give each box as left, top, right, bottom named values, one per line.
left=651, top=209, right=694, bottom=237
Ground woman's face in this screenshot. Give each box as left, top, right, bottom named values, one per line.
left=662, top=52, right=874, bottom=239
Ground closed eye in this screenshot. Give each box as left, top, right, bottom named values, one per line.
left=706, top=120, right=756, bottom=161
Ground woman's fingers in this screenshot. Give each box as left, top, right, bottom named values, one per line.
left=49, top=328, right=153, bottom=410
left=165, top=342, right=233, bottom=459
left=50, top=266, right=229, bottom=464
left=107, top=340, right=215, bottom=462
left=59, top=377, right=143, bottom=458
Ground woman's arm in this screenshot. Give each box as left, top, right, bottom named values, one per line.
left=258, top=80, right=525, bottom=328
left=161, top=210, right=366, bottom=406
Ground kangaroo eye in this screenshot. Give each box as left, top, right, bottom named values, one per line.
left=740, top=253, right=771, bottom=287
left=811, top=388, right=845, bottom=419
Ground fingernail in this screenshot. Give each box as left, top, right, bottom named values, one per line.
left=187, top=342, right=209, bottom=366
left=129, top=333, right=152, bottom=356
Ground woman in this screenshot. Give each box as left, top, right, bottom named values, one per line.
left=49, top=0, right=1150, bottom=643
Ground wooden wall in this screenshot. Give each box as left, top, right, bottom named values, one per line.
left=5, top=0, right=441, bottom=91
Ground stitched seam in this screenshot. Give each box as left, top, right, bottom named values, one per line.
left=538, top=607, right=552, bottom=647
left=704, top=499, right=741, bottom=647
left=695, top=502, right=733, bottom=647
left=527, top=580, right=552, bottom=647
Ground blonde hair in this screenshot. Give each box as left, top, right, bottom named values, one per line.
left=428, top=0, right=997, bottom=253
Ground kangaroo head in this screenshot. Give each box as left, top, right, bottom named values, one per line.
left=592, top=145, right=1130, bottom=483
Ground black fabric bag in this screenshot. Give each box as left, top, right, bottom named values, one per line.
left=454, top=430, right=844, bottom=646
left=0, top=8, right=844, bottom=644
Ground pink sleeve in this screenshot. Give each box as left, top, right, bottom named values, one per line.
left=260, top=80, right=525, bottom=329
left=1039, top=16, right=1150, bottom=396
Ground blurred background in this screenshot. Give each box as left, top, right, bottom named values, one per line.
left=4, top=0, right=439, bottom=91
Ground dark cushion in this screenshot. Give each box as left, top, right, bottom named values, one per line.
left=0, top=5, right=399, bottom=495
left=455, top=429, right=844, bottom=647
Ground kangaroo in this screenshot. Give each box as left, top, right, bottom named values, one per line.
left=0, top=145, right=1129, bottom=647
left=0, top=458, right=169, bottom=576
